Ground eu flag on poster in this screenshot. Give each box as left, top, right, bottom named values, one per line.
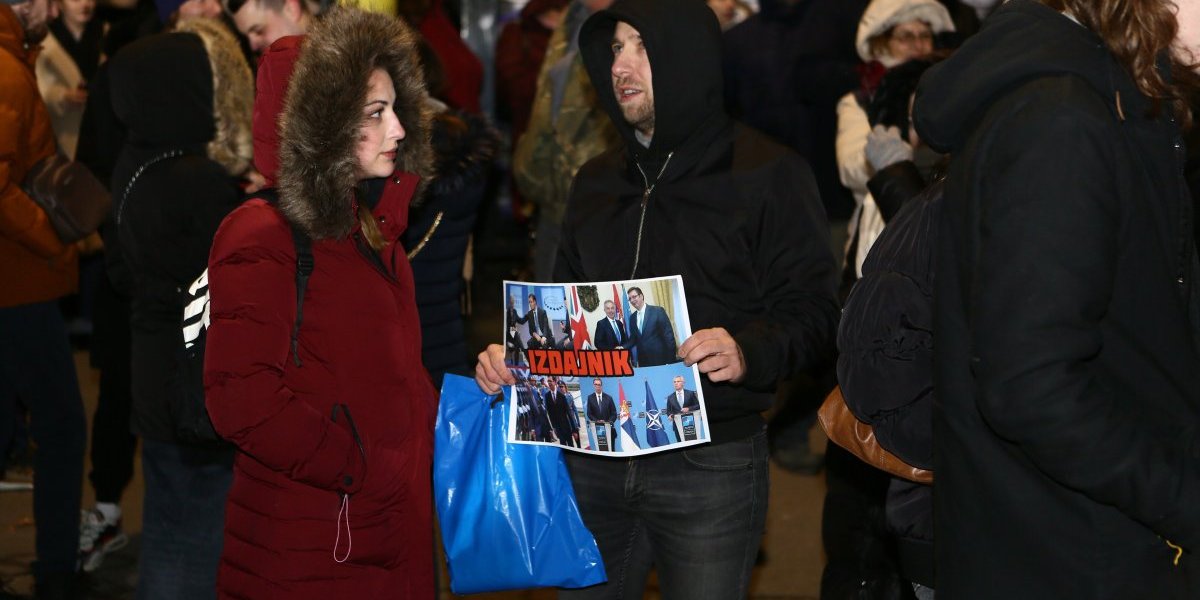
left=642, top=380, right=669, bottom=448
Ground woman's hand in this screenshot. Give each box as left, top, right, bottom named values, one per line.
left=475, top=344, right=515, bottom=394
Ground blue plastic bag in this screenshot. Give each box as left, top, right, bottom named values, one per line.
left=434, top=374, right=607, bottom=594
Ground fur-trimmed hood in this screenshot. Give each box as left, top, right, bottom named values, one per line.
left=109, top=18, right=252, bottom=175
left=174, top=18, right=254, bottom=175
left=275, top=7, right=434, bottom=241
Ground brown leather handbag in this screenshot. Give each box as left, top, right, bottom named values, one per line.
left=818, top=386, right=933, bottom=484
left=22, top=154, right=111, bottom=244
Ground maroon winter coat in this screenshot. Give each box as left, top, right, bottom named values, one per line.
left=203, top=10, right=438, bottom=598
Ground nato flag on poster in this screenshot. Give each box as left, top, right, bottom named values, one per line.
left=642, top=380, right=670, bottom=448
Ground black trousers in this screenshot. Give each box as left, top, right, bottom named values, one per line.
left=88, top=272, right=138, bottom=506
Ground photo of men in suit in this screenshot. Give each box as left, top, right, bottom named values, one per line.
left=586, top=378, right=617, bottom=424
left=665, top=375, right=701, bottom=441
left=546, top=378, right=580, bottom=447
left=593, top=300, right=628, bottom=350
left=515, top=293, right=553, bottom=349
left=585, top=378, right=618, bottom=452
left=505, top=294, right=526, bottom=364
left=626, top=286, right=679, bottom=367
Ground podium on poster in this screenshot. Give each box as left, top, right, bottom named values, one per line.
left=671, top=413, right=700, bottom=442
left=589, top=422, right=614, bottom=452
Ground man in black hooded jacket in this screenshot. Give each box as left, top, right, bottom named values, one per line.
left=555, top=0, right=836, bottom=594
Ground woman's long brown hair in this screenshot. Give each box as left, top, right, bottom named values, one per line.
left=1044, top=0, right=1199, bottom=129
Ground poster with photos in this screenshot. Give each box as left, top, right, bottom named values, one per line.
left=502, top=275, right=711, bottom=456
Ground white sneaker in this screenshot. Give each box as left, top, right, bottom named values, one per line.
left=78, top=508, right=128, bottom=572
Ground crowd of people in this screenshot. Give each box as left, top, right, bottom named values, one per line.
left=2, top=0, right=1200, bottom=597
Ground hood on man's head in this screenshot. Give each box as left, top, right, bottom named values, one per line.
left=277, top=6, right=434, bottom=241
left=110, top=20, right=252, bottom=173
left=578, top=0, right=726, bottom=162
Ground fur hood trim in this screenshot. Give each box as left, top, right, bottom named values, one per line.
left=174, top=18, right=254, bottom=175
left=278, top=7, right=434, bottom=240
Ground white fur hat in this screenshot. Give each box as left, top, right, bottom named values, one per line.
left=856, top=0, right=956, bottom=62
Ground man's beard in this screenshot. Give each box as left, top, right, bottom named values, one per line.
left=620, top=99, right=655, bottom=136
left=614, top=77, right=655, bottom=135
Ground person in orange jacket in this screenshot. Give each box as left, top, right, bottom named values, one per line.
left=0, top=0, right=88, bottom=596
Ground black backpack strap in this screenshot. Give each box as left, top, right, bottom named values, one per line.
left=289, top=227, right=312, bottom=367
left=255, top=189, right=313, bottom=367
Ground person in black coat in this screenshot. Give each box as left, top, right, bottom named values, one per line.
left=834, top=56, right=945, bottom=596
left=403, top=104, right=497, bottom=387
left=474, top=0, right=839, bottom=593
left=107, top=19, right=250, bottom=597
left=914, top=0, right=1200, bottom=596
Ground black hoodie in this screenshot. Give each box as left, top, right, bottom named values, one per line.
left=914, top=1, right=1200, bottom=596
left=558, top=0, right=839, bottom=443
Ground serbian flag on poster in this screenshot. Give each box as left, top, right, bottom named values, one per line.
left=569, top=286, right=593, bottom=351
left=642, top=380, right=670, bottom=447
left=617, top=382, right=640, bottom=451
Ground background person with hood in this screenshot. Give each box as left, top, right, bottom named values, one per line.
left=913, top=0, right=1200, bottom=596
left=203, top=7, right=437, bottom=597
left=475, top=0, right=839, bottom=595
left=835, top=0, right=953, bottom=283
left=106, top=16, right=252, bottom=596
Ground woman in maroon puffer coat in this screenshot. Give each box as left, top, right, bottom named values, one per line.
left=203, top=7, right=437, bottom=598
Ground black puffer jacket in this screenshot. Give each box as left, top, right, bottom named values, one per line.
left=108, top=19, right=252, bottom=442
left=403, top=108, right=498, bottom=385
left=837, top=173, right=941, bottom=587
left=558, top=0, right=839, bottom=443
left=914, top=1, right=1200, bottom=596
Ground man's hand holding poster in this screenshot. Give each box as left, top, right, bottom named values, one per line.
left=503, top=276, right=711, bottom=455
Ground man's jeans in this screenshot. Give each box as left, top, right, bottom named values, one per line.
left=0, top=301, right=86, bottom=581
left=136, top=439, right=233, bottom=600
left=560, top=429, right=769, bottom=600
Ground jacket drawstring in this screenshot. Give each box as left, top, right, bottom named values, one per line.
left=334, top=493, right=352, bottom=563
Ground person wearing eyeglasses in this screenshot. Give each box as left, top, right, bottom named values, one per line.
left=836, top=0, right=955, bottom=289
